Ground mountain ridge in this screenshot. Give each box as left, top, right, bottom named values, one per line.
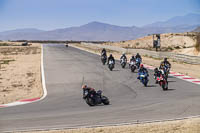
left=0, top=13, right=200, bottom=41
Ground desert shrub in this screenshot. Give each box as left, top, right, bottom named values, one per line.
left=0, top=43, right=9, bottom=46
left=136, top=42, right=140, bottom=46
left=174, top=46, right=181, bottom=49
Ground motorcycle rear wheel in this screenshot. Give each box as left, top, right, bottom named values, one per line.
left=101, top=96, right=110, bottom=105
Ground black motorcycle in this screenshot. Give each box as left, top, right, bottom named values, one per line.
left=136, top=58, right=142, bottom=69
left=83, top=90, right=109, bottom=106
left=101, top=55, right=107, bottom=65
left=120, top=58, right=127, bottom=68
left=108, top=60, right=115, bottom=71
left=130, top=61, right=137, bottom=72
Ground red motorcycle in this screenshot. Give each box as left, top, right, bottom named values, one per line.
left=156, top=73, right=168, bottom=91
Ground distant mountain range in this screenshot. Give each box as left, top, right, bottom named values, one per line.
left=0, top=13, right=200, bottom=41
left=193, top=26, right=200, bottom=32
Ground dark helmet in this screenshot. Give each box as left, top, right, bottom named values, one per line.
left=110, top=54, right=113, bottom=57
left=164, top=58, right=167, bottom=61
left=103, top=48, right=105, bottom=51
left=132, top=55, right=135, bottom=58
left=137, top=53, right=139, bottom=55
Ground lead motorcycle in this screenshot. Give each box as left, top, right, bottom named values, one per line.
left=83, top=90, right=110, bottom=106
left=101, top=55, right=107, bottom=65
left=156, top=70, right=168, bottom=91
left=138, top=72, right=149, bottom=87
left=108, top=59, right=115, bottom=71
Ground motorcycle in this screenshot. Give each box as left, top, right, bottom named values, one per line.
left=136, top=58, right=142, bottom=69
left=138, top=72, right=149, bottom=87
left=101, top=55, right=107, bottom=65
left=130, top=61, right=137, bottom=72
left=120, top=58, right=127, bottom=68
left=156, top=73, right=168, bottom=91
left=108, top=60, right=114, bottom=71
left=83, top=90, right=110, bottom=106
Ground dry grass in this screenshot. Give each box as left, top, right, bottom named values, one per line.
left=0, top=42, right=43, bottom=104
left=103, top=32, right=198, bottom=53
left=16, top=117, right=200, bottom=133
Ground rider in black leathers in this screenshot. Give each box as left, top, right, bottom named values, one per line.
left=120, top=53, right=127, bottom=63
left=107, top=54, right=115, bottom=64
left=160, top=58, right=171, bottom=68
left=130, top=55, right=136, bottom=62
left=101, top=48, right=107, bottom=57
left=136, top=53, right=142, bottom=60
left=82, top=85, right=97, bottom=99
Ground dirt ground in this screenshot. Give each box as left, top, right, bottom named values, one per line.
left=0, top=42, right=43, bottom=104
left=69, top=43, right=200, bottom=79
left=16, top=117, right=200, bottom=133
left=104, top=32, right=200, bottom=56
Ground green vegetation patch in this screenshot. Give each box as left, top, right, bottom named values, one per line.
left=0, top=59, right=15, bottom=65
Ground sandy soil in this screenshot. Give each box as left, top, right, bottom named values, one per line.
left=16, top=117, right=200, bottom=133
left=69, top=43, right=200, bottom=79
left=173, top=47, right=200, bottom=56
left=104, top=32, right=200, bottom=56
left=0, top=42, right=43, bottom=104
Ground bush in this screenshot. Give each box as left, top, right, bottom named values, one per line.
left=136, top=42, right=140, bottom=46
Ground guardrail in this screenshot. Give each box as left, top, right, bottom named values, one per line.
left=81, top=42, right=200, bottom=65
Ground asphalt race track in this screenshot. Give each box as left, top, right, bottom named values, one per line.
left=0, top=44, right=200, bottom=132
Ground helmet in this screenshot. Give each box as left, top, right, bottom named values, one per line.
left=82, top=85, right=87, bottom=89
left=164, top=58, right=167, bottom=61
left=137, top=53, right=139, bottom=55
left=103, top=48, right=105, bottom=50
left=140, top=64, right=144, bottom=68
left=110, top=54, right=112, bottom=57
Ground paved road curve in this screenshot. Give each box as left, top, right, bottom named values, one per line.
left=0, top=44, right=200, bottom=132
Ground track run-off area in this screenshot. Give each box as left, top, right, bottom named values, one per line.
left=0, top=44, right=200, bottom=132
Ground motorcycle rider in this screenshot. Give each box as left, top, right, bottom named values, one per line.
left=107, top=54, right=115, bottom=65
left=101, top=48, right=107, bottom=57
left=135, top=53, right=142, bottom=68
left=82, top=85, right=97, bottom=99
left=160, top=58, right=171, bottom=68
left=135, top=53, right=142, bottom=60
left=130, top=55, right=136, bottom=62
left=120, top=53, right=127, bottom=63
left=137, top=64, right=149, bottom=79
left=160, top=58, right=171, bottom=76
left=129, top=55, right=136, bottom=67
left=154, top=67, right=165, bottom=84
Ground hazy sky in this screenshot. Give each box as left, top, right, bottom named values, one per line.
left=0, top=0, right=200, bottom=32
